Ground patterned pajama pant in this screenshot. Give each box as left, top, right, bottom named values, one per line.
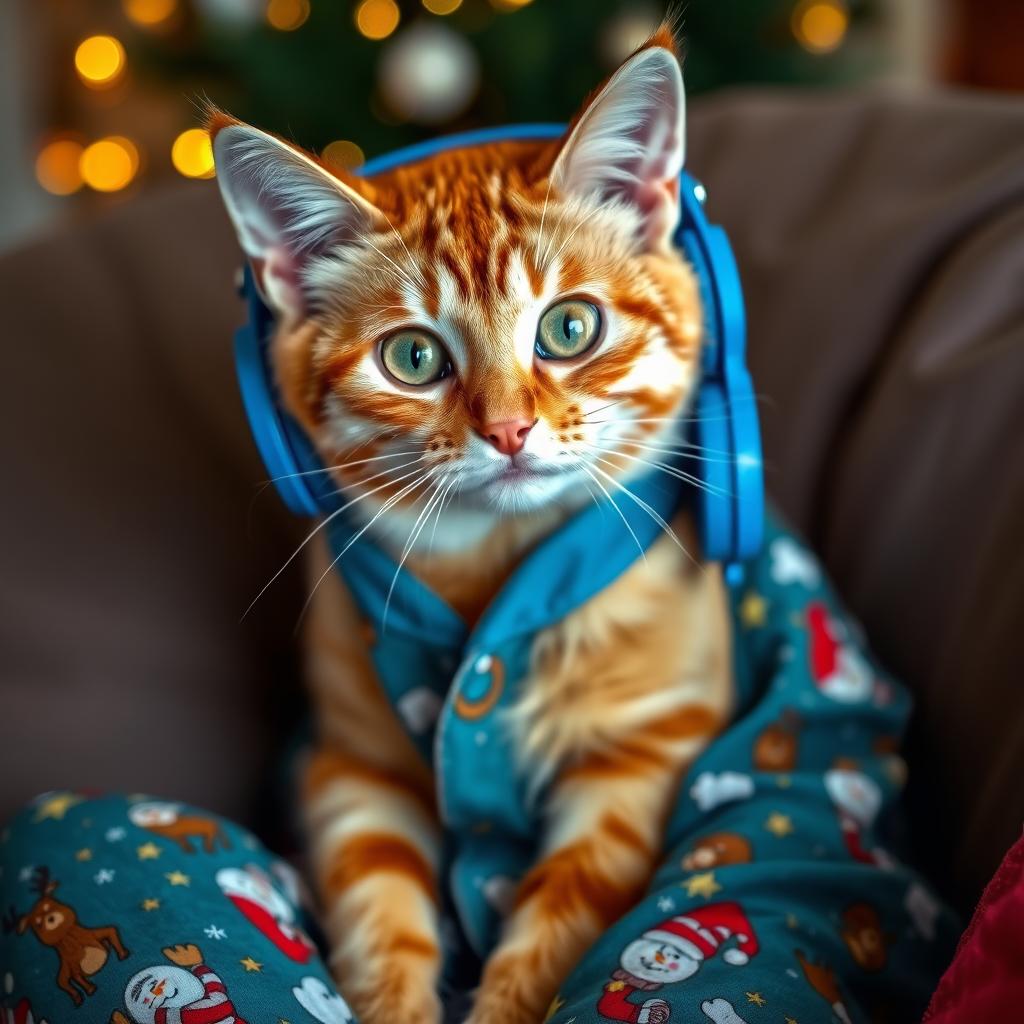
left=0, top=534, right=961, bottom=1024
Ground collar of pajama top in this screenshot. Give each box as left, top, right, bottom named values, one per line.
left=324, top=467, right=751, bottom=957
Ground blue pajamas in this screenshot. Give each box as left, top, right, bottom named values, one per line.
left=0, top=513, right=958, bottom=1023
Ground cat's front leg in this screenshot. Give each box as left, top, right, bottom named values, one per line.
left=466, top=713, right=718, bottom=1024
left=304, top=747, right=444, bottom=1024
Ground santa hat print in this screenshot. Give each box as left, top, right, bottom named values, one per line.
left=641, top=901, right=759, bottom=966
left=806, top=602, right=873, bottom=703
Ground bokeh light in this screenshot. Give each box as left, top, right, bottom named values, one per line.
left=488, top=0, right=534, bottom=11
left=792, top=0, right=849, bottom=54
left=266, top=0, right=310, bottom=31
left=122, top=0, right=178, bottom=28
left=322, top=140, right=365, bottom=170
left=171, top=128, right=216, bottom=179
left=422, top=0, right=463, bottom=14
left=74, top=35, right=127, bottom=89
left=80, top=137, right=139, bottom=192
left=379, top=22, right=480, bottom=124
left=36, top=140, right=85, bottom=196
left=355, top=0, right=401, bottom=40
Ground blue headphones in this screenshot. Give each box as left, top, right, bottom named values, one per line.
left=234, top=124, right=763, bottom=563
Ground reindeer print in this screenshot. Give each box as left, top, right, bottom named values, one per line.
left=128, top=802, right=231, bottom=855
left=3, top=867, right=128, bottom=1005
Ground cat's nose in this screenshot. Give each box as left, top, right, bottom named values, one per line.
left=481, top=418, right=535, bottom=457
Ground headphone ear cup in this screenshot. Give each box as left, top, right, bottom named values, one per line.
left=678, top=174, right=764, bottom=564
left=690, top=381, right=733, bottom=562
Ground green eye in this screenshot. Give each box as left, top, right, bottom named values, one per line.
left=380, top=330, right=452, bottom=386
left=536, top=299, right=602, bottom=360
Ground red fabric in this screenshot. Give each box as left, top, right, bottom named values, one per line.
left=922, top=832, right=1024, bottom=1022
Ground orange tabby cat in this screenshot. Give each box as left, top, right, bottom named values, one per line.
left=210, top=25, right=733, bottom=1024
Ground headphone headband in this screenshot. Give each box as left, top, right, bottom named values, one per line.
left=233, top=123, right=763, bottom=562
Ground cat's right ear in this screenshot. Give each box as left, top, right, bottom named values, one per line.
left=208, top=111, right=383, bottom=326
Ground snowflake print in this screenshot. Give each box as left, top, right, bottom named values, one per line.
left=657, top=895, right=675, bottom=913
left=94, top=868, right=116, bottom=885
left=204, top=925, right=228, bottom=940
left=105, top=826, right=127, bottom=842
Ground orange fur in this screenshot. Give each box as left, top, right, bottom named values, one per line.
left=213, top=21, right=733, bottom=1024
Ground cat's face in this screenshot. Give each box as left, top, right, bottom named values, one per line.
left=213, top=27, right=700, bottom=540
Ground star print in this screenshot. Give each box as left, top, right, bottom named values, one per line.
left=786, top=913, right=799, bottom=929
left=204, top=925, right=227, bottom=940
left=75, top=848, right=93, bottom=862
left=764, top=812, right=795, bottom=837
left=165, top=870, right=191, bottom=887
left=682, top=871, right=722, bottom=899
left=32, top=792, right=83, bottom=822
left=746, top=991, right=766, bottom=1007
left=94, top=869, right=115, bottom=885
left=105, top=827, right=126, bottom=842
left=137, top=842, right=162, bottom=861
left=785, top=1017, right=799, bottom=1024
left=141, top=898, right=160, bottom=911
left=656, top=895, right=675, bottom=912
left=776, top=775, right=792, bottom=788
left=239, top=956, right=262, bottom=972
left=739, top=591, right=768, bottom=628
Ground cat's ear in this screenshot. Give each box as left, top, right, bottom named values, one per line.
left=551, top=26, right=685, bottom=252
left=208, top=110, right=384, bottom=325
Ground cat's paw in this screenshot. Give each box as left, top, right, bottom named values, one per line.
left=465, top=956, right=551, bottom=1024
left=337, top=971, right=442, bottom=1024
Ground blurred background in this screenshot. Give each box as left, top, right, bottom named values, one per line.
left=3, top=0, right=1022, bottom=254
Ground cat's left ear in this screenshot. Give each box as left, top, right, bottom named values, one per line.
left=551, top=26, right=685, bottom=252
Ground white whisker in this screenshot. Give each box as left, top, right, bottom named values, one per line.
left=580, top=465, right=647, bottom=565
left=590, top=462, right=704, bottom=574
left=294, top=470, right=433, bottom=632
left=242, top=458, right=424, bottom=621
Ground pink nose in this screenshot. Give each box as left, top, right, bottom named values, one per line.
left=481, top=418, right=534, bottom=456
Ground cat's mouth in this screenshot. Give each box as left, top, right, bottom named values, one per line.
left=492, top=462, right=561, bottom=484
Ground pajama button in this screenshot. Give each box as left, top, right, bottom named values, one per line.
left=454, top=654, right=504, bottom=721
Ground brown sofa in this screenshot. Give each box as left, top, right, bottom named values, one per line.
left=1, top=89, right=1021, bottom=918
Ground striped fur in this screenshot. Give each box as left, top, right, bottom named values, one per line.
left=212, top=24, right=734, bottom=1024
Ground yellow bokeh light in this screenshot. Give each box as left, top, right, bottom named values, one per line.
left=266, top=0, right=310, bottom=31
left=74, top=35, right=126, bottom=88
left=791, top=0, right=849, bottom=54
left=355, top=0, right=400, bottom=40
left=80, top=137, right=139, bottom=193
left=171, top=128, right=216, bottom=179
left=122, top=0, right=177, bottom=27
left=422, top=0, right=462, bottom=14
left=36, top=140, right=85, bottom=196
left=489, top=0, right=534, bottom=10
left=322, top=139, right=365, bottom=170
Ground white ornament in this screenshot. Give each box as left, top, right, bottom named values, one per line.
left=378, top=22, right=480, bottom=125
